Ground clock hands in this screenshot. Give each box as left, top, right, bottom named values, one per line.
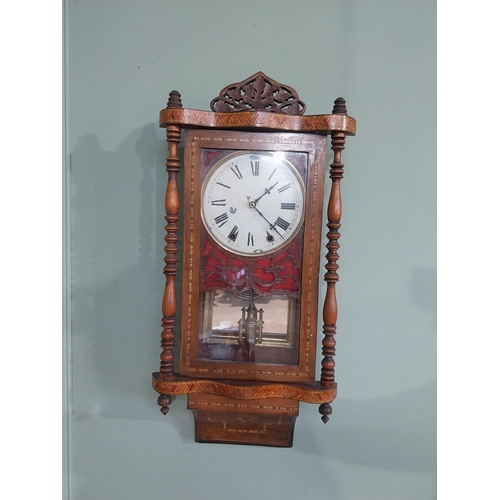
left=252, top=205, right=284, bottom=238
left=252, top=181, right=279, bottom=205
left=247, top=181, right=288, bottom=239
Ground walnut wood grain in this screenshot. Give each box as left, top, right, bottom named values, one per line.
left=320, top=130, right=345, bottom=387
left=152, top=373, right=337, bottom=404
left=154, top=75, right=356, bottom=437
left=188, top=393, right=299, bottom=447
left=158, top=91, right=182, bottom=383
left=210, top=71, right=306, bottom=115
left=159, top=107, right=356, bottom=134
left=319, top=98, right=348, bottom=423
left=179, top=130, right=326, bottom=382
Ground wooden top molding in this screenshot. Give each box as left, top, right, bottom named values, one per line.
left=159, top=107, right=356, bottom=135
left=160, top=74, right=356, bottom=134
left=152, top=373, right=336, bottom=404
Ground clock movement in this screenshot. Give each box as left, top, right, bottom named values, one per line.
left=152, top=72, right=356, bottom=447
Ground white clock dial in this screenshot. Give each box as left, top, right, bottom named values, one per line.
left=201, top=151, right=305, bottom=256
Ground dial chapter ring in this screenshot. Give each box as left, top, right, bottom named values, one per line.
left=201, top=151, right=305, bottom=257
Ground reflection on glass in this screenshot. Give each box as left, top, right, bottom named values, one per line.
left=197, top=289, right=300, bottom=365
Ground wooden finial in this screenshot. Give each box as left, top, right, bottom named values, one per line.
left=319, top=403, right=332, bottom=423
left=167, top=90, right=183, bottom=109
left=332, top=97, right=347, bottom=115
left=158, top=394, right=172, bottom=415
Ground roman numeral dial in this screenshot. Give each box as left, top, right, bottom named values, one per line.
left=214, top=212, right=229, bottom=227
left=201, top=151, right=305, bottom=256
left=228, top=225, right=239, bottom=241
left=274, top=217, right=290, bottom=231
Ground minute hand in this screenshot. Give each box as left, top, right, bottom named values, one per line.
left=253, top=206, right=283, bottom=238
left=253, top=181, right=279, bottom=205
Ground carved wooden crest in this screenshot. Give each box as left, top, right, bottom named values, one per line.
left=210, top=72, right=306, bottom=115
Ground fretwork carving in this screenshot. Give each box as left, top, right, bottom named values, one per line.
left=210, top=72, right=306, bottom=115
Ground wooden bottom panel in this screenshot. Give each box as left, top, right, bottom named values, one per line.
left=187, top=394, right=299, bottom=447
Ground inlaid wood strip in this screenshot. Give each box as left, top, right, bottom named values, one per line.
left=179, top=131, right=326, bottom=381
left=159, top=107, right=356, bottom=135
left=152, top=374, right=336, bottom=404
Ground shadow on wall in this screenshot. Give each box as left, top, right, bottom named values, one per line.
left=69, top=125, right=435, bottom=475
left=70, top=124, right=182, bottom=422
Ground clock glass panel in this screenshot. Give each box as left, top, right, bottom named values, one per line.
left=196, top=149, right=309, bottom=365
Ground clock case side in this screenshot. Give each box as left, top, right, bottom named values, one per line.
left=179, top=129, right=327, bottom=383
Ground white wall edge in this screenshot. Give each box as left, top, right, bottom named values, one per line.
left=62, top=1, right=72, bottom=498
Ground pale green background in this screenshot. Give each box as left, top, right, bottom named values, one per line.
left=64, top=1, right=436, bottom=499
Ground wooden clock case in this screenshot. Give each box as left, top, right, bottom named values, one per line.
left=152, top=72, right=356, bottom=447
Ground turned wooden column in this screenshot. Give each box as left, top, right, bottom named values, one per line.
left=158, top=91, right=182, bottom=414
left=319, top=98, right=347, bottom=423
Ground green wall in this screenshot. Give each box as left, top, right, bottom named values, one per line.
left=65, top=1, right=436, bottom=498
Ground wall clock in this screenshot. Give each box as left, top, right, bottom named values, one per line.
left=152, top=72, right=356, bottom=447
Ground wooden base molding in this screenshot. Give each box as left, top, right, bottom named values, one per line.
left=152, top=374, right=336, bottom=445
left=152, top=373, right=336, bottom=403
